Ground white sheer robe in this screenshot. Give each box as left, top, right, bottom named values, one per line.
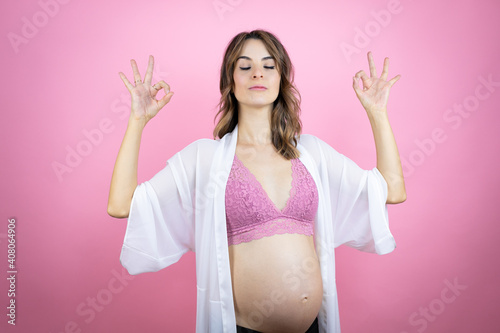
left=119, top=124, right=396, bottom=332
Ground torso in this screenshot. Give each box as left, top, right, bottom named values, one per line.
left=228, top=143, right=323, bottom=333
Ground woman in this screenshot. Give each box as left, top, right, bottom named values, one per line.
left=108, top=30, right=405, bottom=333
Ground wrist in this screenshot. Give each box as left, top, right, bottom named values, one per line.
left=127, top=115, right=148, bottom=132
left=366, top=108, right=389, bottom=124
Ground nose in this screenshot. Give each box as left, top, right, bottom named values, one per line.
left=252, top=67, right=264, bottom=79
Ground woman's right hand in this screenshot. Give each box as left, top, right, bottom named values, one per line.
left=119, top=55, right=174, bottom=125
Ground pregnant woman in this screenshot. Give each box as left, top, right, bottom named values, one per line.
left=108, top=29, right=405, bottom=333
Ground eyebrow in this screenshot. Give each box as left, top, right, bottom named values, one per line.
left=237, top=56, right=274, bottom=61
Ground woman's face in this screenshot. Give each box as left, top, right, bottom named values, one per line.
left=232, top=39, right=280, bottom=110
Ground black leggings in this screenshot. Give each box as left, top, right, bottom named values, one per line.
left=236, top=316, right=319, bottom=333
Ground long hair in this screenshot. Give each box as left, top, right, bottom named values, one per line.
left=212, top=29, right=302, bottom=160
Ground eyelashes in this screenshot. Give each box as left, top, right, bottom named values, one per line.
left=239, top=66, right=275, bottom=70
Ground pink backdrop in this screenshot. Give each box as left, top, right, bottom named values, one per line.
left=1, top=0, right=499, bottom=332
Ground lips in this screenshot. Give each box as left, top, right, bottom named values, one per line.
left=249, top=86, right=267, bottom=90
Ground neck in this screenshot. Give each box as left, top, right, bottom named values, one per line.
left=237, top=104, right=273, bottom=145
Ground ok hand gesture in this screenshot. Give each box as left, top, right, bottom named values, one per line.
left=353, top=51, right=400, bottom=115
left=119, top=55, right=174, bottom=125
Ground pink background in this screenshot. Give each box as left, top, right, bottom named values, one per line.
left=1, top=0, right=499, bottom=332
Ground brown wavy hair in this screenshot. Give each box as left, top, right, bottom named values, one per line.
left=212, top=29, right=302, bottom=160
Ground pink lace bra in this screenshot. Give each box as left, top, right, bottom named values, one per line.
left=225, top=154, right=319, bottom=246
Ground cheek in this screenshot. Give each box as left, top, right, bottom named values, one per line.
left=272, top=75, right=281, bottom=92
left=232, top=74, right=244, bottom=92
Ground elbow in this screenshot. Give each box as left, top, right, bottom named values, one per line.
left=386, top=190, right=407, bottom=204
left=107, top=204, right=129, bottom=219
left=107, top=195, right=132, bottom=218
left=385, top=179, right=407, bottom=204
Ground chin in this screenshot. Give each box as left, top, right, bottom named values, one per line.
left=241, top=96, right=279, bottom=108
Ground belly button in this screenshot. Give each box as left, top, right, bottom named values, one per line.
left=301, top=296, right=308, bottom=303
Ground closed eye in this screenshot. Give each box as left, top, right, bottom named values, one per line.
left=239, top=66, right=275, bottom=70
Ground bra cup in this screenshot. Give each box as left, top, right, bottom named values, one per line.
left=225, top=155, right=319, bottom=246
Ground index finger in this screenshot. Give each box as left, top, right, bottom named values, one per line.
left=368, top=51, right=377, bottom=77
left=130, top=59, right=143, bottom=85
left=143, top=55, right=154, bottom=86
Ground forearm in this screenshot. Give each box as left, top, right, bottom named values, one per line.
left=367, top=110, right=406, bottom=204
left=107, top=116, right=147, bottom=218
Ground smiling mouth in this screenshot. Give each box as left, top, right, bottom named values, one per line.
left=249, top=86, right=267, bottom=90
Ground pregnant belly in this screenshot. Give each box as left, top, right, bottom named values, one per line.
left=228, top=233, right=323, bottom=333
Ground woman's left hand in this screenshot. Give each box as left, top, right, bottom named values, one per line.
left=352, top=51, right=401, bottom=115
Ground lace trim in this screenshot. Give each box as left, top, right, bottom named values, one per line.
left=228, top=217, right=314, bottom=246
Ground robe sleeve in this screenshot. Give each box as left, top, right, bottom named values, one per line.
left=317, top=136, right=396, bottom=255
left=120, top=152, right=195, bottom=275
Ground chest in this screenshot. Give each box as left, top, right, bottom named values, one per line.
left=234, top=146, right=293, bottom=211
